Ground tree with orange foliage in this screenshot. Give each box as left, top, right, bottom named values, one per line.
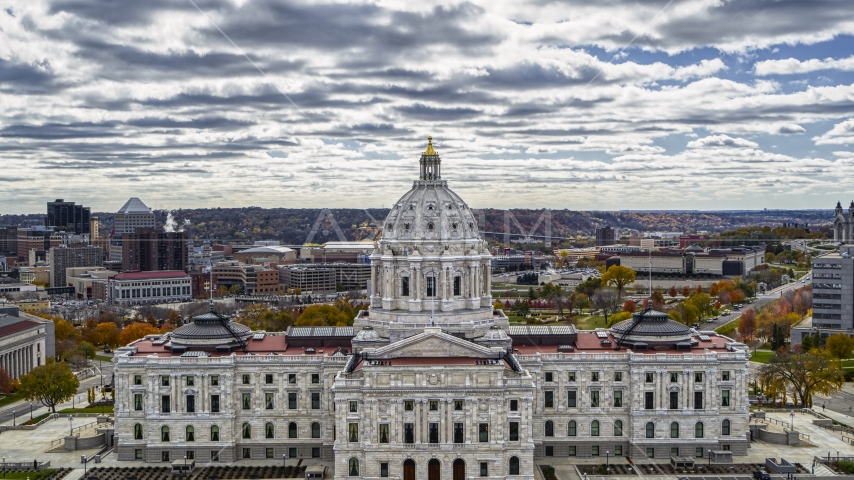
left=738, top=308, right=757, bottom=338
left=95, top=322, right=120, bottom=348
left=118, top=322, right=160, bottom=346
left=668, top=286, right=678, bottom=297
left=695, top=285, right=704, bottom=294
left=622, top=299, right=637, bottom=313
left=681, top=286, right=690, bottom=297
left=0, top=368, right=13, bottom=394
left=730, top=290, right=745, bottom=305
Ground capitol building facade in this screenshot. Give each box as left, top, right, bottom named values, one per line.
left=113, top=138, right=750, bottom=480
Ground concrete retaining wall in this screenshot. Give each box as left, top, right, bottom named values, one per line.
left=64, top=432, right=106, bottom=451
left=749, top=425, right=800, bottom=445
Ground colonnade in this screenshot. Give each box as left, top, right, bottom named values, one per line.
left=0, top=344, right=36, bottom=379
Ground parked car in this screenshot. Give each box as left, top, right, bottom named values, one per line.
left=753, top=470, right=771, bottom=480
left=103, top=347, right=112, bottom=353
left=691, top=323, right=700, bottom=329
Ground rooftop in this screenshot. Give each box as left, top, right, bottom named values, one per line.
left=116, top=197, right=153, bottom=214
left=113, top=270, right=189, bottom=280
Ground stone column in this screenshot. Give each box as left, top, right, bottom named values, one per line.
left=370, top=262, right=378, bottom=298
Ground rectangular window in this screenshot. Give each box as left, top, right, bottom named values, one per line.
left=427, top=276, right=436, bottom=297
left=454, top=276, right=461, bottom=296
left=211, top=375, right=219, bottom=386
left=510, top=399, right=518, bottom=411
left=311, top=392, right=320, bottom=409
left=161, top=376, right=170, bottom=387
left=455, top=399, right=464, bottom=410
left=265, top=448, right=273, bottom=459
left=509, top=422, right=519, bottom=441
left=545, top=372, right=553, bottom=382
left=186, top=395, right=195, bottom=413
left=402, top=277, right=410, bottom=296
left=242, top=393, right=251, bottom=410
left=404, top=400, right=414, bottom=411
left=161, top=395, right=170, bottom=413
left=721, top=390, right=730, bottom=407
left=162, top=451, right=170, bottom=462
left=545, top=446, right=554, bottom=457
left=265, top=373, right=273, bottom=384
left=242, top=374, right=250, bottom=385
left=211, top=395, right=220, bottom=413
left=568, top=391, right=577, bottom=408
left=288, top=448, right=297, bottom=459
left=645, top=372, right=654, bottom=383
left=211, top=451, right=219, bottom=462
left=242, top=448, right=250, bottom=459
left=568, top=446, right=576, bottom=456
left=381, top=463, right=389, bottom=478
left=350, top=401, right=358, bottom=412
left=722, top=444, right=730, bottom=451
left=480, top=463, right=488, bottom=477
left=592, top=446, right=599, bottom=456
left=312, top=374, right=320, bottom=384
left=186, top=376, right=195, bottom=386
left=591, top=372, right=599, bottom=382
left=312, top=448, right=320, bottom=458
left=613, top=391, right=622, bottom=407
left=591, top=391, right=600, bottom=407
left=288, top=374, right=296, bottom=384
left=694, top=372, right=703, bottom=383
left=646, top=448, right=654, bottom=459
left=348, top=423, right=359, bottom=442
left=265, top=392, right=274, bottom=410
left=479, top=423, right=489, bottom=442
left=670, top=372, right=678, bottom=383
left=454, top=423, right=464, bottom=443
left=429, top=400, right=439, bottom=411
left=694, top=391, right=703, bottom=410
left=695, top=447, right=703, bottom=458
left=568, top=372, right=576, bottom=382
left=544, top=391, right=554, bottom=408
left=134, top=375, right=142, bottom=385
left=135, top=449, right=142, bottom=460
left=614, top=372, right=622, bottom=382
left=671, top=448, right=679, bottom=457
left=404, top=423, right=414, bottom=444
left=288, top=392, right=297, bottom=409
left=134, top=394, right=143, bottom=411
left=669, top=391, right=678, bottom=410
left=645, top=392, right=654, bottom=410
left=615, top=446, right=622, bottom=456
left=429, top=423, right=439, bottom=443
left=379, top=424, right=389, bottom=443
left=722, top=371, right=730, bottom=381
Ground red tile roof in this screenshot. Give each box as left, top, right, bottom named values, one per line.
left=114, top=271, right=189, bottom=280
left=0, top=320, right=41, bottom=338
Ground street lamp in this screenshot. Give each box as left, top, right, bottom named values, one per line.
left=3, top=456, right=5, bottom=478
left=282, top=453, right=286, bottom=470
left=81, top=455, right=87, bottom=478
left=69, top=415, right=74, bottom=436
left=605, top=451, right=610, bottom=473
left=790, top=411, right=795, bottom=431
left=837, top=450, right=840, bottom=463
left=30, top=402, right=33, bottom=420
left=707, top=449, right=711, bottom=467
left=183, top=455, right=187, bottom=479
left=11, top=410, right=15, bottom=427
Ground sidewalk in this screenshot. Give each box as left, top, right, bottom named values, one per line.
left=1, top=373, right=109, bottom=425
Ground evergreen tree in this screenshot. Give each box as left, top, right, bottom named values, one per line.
left=771, top=324, right=787, bottom=351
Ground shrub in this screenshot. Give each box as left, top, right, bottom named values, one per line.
left=838, top=461, right=854, bottom=474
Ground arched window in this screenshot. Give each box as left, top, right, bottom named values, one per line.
left=312, top=422, right=321, bottom=439
left=509, top=457, right=520, bottom=475
left=186, top=425, right=195, bottom=442
left=349, top=458, right=360, bottom=476
left=591, top=420, right=600, bottom=436
left=722, top=419, right=730, bottom=436
left=695, top=422, right=704, bottom=438
left=211, top=425, right=219, bottom=441
left=645, top=422, right=654, bottom=438
left=289, top=422, right=298, bottom=438
left=614, top=420, right=622, bottom=436
left=568, top=421, right=576, bottom=436
left=242, top=423, right=251, bottom=439
left=544, top=420, right=554, bottom=437
left=161, top=426, right=170, bottom=442
left=134, top=424, right=143, bottom=440
left=670, top=422, right=679, bottom=438
left=266, top=423, right=274, bottom=439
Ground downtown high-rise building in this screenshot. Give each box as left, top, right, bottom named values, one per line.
left=111, top=198, right=156, bottom=262
left=46, top=199, right=90, bottom=235
left=121, top=228, right=187, bottom=272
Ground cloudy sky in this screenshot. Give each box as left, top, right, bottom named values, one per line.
left=3, top=0, right=854, bottom=213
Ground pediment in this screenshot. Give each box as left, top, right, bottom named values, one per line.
left=365, top=328, right=500, bottom=359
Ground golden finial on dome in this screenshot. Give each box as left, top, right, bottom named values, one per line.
left=423, top=136, right=437, bottom=156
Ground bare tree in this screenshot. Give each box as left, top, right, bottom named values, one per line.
left=592, top=290, right=621, bottom=327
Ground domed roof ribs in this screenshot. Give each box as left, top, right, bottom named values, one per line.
left=614, top=307, right=650, bottom=351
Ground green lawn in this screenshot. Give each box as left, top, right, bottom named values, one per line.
left=750, top=350, right=775, bottom=363
left=841, top=359, right=854, bottom=368
left=574, top=315, right=608, bottom=330
left=58, top=405, right=114, bottom=414
left=93, top=354, right=112, bottom=362
left=0, top=470, right=58, bottom=480
left=22, top=412, right=51, bottom=425
left=0, top=394, right=21, bottom=408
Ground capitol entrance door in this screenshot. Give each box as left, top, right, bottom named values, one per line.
left=453, top=459, right=465, bottom=480
left=428, top=459, right=440, bottom=480
left=403, top=460, right=415, bottom=480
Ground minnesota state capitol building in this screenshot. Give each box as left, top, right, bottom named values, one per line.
left=114, top=138, right=750, bottom=479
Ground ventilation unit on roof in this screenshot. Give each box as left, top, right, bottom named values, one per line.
left=596, top=331, right=608, bottom=339
left=215, top=345, right=231, bottom=354
left=698, top=335, right=711, bottom=341
left=253, top=333, right=266, bottom=341
left=305, top=347, right=316, bottom=354
left=600, top=340, right=612, bottom=346
left=557, top=345, right=574, bottom=352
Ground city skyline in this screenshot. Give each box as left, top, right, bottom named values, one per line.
left=3, top=0, right=854, bottom=212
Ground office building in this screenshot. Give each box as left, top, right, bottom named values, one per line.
left=0, top=226, right=18, bottom=257
left=112, top=198, right=157, bottom=262
left=122, top=228, right=188, bottom=273
left=46, top=199, right=90, bottom=235
left=108, top=271, right=192, bottom=305
left=278, top=264, right=336, bottom=292
left=594, top=226, right=615, bottom=246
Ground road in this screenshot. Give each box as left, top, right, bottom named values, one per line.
left=699, top=272, right=810, bottom=331
left=0, top=360, right=114, bottom=426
